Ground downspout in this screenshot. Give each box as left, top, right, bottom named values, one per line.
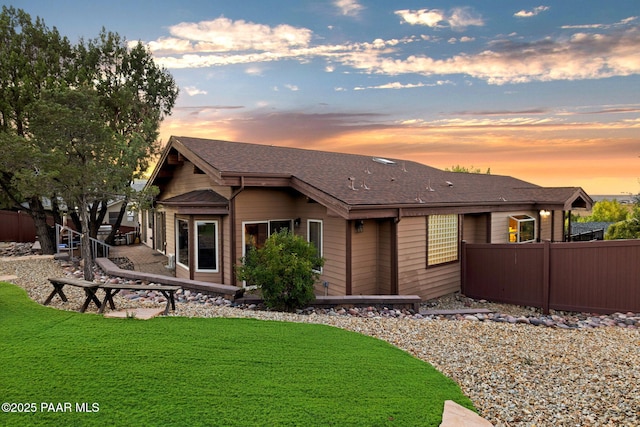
left=229, top=176, right=245, bottom=286
left=391, top=208, right=402, bottom=295
left=346, top=220, right=352, bottom=295
left=391, top=219, right=399, bottom=295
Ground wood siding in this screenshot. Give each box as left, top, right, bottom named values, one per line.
left=161, top=160, right=220, bottom=199
left=233, top=189, right=348, bottom=293
left=318, top=216, right=347, bottom=296
left=397, top=217, right=461, bottom=300
left=351, top=220, right=379, bottom=295
left=156, top=161, right=234, bottom=283
left=491, top=210, right=538, bottom=243
left=462, top=213, right=489, bottom=243
left=377, top=220, right=392, bottom=294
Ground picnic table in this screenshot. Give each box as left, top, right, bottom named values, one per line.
left=46, top=277, right=102, bottom=313
left=45, top=277, right=181, bottom=315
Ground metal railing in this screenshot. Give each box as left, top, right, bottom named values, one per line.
left=570, top=228, right=605, bottom=241
left=56, top=224, right=111, bottom=259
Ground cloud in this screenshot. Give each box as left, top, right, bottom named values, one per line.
left=342, top=26, right=640, bottom=84
left=334, top=0, right=364, bottom=17
left=514, top=6, right=550, bottom=18
left=245, top=66, right=264, bottom=76
left=353, top=80, right=454, bottom=90
left=561, top=16, right=638, bottom=30
left=395, top=7, right=484, bottom=30
left=449, top=108, right=549, bottom=116
left=183, top=86, right=207, bottom=96
left=395, top=9, right=445, bottom=28
left=284, top=84, right=299, bottom=91
left=145, top=15, right=640, bottom=85
left=148, top=16, right=311, bottom=54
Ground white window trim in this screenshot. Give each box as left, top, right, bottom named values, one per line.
left=509, top=215, right=536, bottom=243
left=307, top=219, right=323, bottom=273
left=242, top=221, right=267, bottom=258
left=176, top=218, right=189, bottom=270
left=195, top=220, right=219, bottom=273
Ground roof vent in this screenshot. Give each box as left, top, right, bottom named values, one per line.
left=348, top=177, right=358, bottom=191
left=372, top=157, right=395, bottom=165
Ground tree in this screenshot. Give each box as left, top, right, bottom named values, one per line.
left=70, top=30, right=178, bottom=244
left=0, top=6, right=74, bottom=253
left=605, top=201, right=640, bottom=240
left=0, top=7, right=178, bottom=254
left=576, top=199, right=630, bottom=223
left=445, top=165, right=490, bottom=174
left=26, top=86, right=128, bottom=279
left=236, top=230, right=324, bottom=312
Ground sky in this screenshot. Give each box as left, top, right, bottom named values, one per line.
left=6, top=0, right=640, bottom=196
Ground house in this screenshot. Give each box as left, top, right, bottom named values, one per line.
left=141, top=136, right=592, bottom=300
left=102, top=179, right=147, bottom=240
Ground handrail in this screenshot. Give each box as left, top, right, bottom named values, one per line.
left=55, top=224, right=112, bottom=259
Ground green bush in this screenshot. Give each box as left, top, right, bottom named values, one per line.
left=605, top=218, right=640, bottom=240
left=236, top=229, right=324, bottom=311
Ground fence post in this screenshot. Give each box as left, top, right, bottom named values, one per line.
left=542, top=240, right=550, bottom=314
left=460, top=240, right=466, bottom=295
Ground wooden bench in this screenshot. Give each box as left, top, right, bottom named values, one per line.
left=95, top=257, right=243, bottom=300
left=312, top=295, right=422, bottom=312
left=46, top=277, right=102, bottom=313
left=99, top=283, right=181, bottom=315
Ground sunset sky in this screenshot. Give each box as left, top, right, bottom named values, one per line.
left=8, top=0, right=640, bottom=196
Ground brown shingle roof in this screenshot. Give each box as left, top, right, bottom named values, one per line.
left=161, top=136, right=591, bottom=212
left=160, top=189, right=228, bottom=206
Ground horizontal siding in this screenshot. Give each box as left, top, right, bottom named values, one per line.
left=377, top=221, right=391, bottom=294
left=400, top=263, right=460, bottom=300
left=463, top=214, right=488, bottom=244
left=316, top=216, right=346, bottom=296
left=351, top=220, right=378, bottom=295
left=161, top=161, right=217, bottom=199
left=491, top=210, right=538, bottom=243
left=397, top=216, right=461, bottom=300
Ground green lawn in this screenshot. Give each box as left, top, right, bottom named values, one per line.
left=0, top=282, right=474, bottom=426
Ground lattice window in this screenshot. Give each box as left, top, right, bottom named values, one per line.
left=427, top=214, right=459, bottom=266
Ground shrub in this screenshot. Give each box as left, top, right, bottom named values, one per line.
left=236, top=229, right=324, bottom=311
left=605, top=218, right=640, bottom=240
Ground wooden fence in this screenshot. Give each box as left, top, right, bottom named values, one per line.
left=462, top=240, right=640, bottom=314
left=0, top=210, right=38, bottom=242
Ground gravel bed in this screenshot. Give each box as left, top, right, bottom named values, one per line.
left=1, top=255, right=639, bottom=426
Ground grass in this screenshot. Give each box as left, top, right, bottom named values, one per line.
left=0, top=282, right=474, bottom=426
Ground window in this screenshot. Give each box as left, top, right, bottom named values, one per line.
left=108, top=212, right=119, bottom=224
left=269, top=220, right=292, bottom=234
left=176, top=218, right=189, bottom=268
left=509, top=215, right=536, bottom=243
left=196, top=221, right=218, bottom=272
left=308, top=220, right=323, bottom=272
left=427, top=214, right=459, bottom=266
left=243, top=220, right=293, bottom=254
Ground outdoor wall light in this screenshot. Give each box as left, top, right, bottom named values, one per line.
left=355, top=219, right=364, bottom=233
left=294, top=218, right=301, bottom=228
left=539, top=210, right=551, bottom=218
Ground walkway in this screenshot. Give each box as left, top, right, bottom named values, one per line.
left=108, top=244, right=174, bottom=277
